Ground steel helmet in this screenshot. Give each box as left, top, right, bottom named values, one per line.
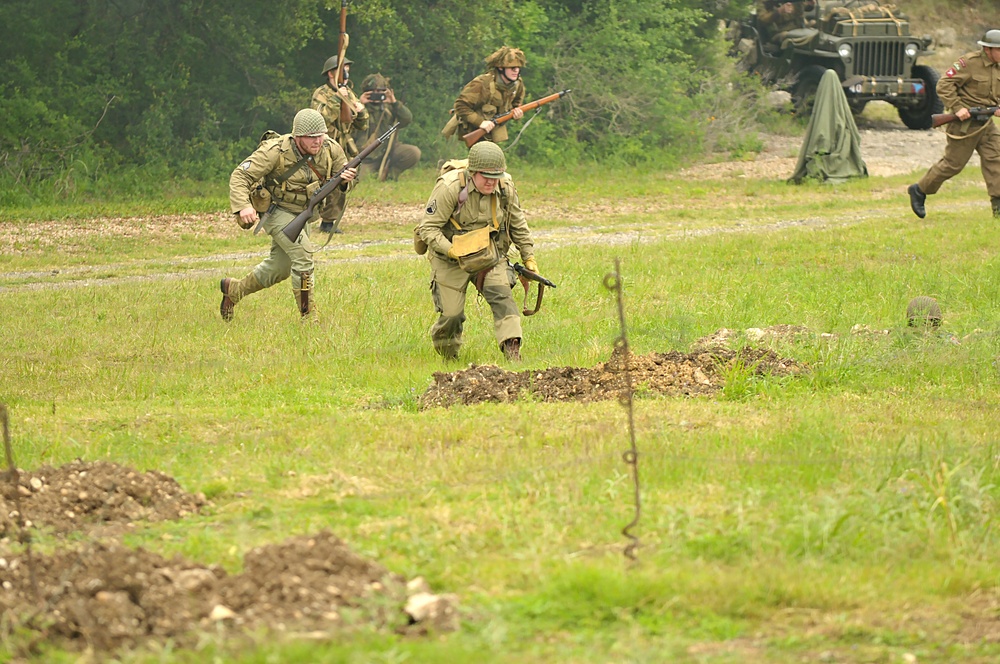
left=467, top=142, right=506, bottom=178
left=362, top=73, right=390, bottom=91
left=485, top=46, right=526, bottom=69
left=322, top=55, right=354, bottom=75
left=292, top=109, right=327, bottom=137
left=906, top=296, right=942, bottom=327
left=978, top=30, right=1000, bottom=48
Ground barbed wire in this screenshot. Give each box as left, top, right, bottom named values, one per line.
left=604, top=258, right=642, bottom=562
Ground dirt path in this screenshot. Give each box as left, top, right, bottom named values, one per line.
left=0, top=118, right=963, bottom=293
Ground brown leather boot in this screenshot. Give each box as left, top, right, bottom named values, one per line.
left=501, top=337, right=521, bottom=362
left=219, top=273, right=263, bottom=321
left=992, top=196, right=1000, bottom=218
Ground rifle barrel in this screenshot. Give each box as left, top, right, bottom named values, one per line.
left=281, top=123, right=399, bottom=242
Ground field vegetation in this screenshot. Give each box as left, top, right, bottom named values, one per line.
left=3, top=155, right=1000, bottom=661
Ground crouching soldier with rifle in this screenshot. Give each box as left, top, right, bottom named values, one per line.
left=220, top=108, right=357, bottom=321
left=416, top=142, right=549, bottom=362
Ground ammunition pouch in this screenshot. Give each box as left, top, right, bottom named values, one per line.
left=452, top=226, right=499, bottom=274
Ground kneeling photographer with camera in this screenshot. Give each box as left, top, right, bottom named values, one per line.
left=354, top=73, right=421, bottom=182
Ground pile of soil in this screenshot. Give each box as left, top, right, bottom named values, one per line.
left=0, top=459, right=207, bottom=537
left=0, top=531, right=433, bottom=653
left=419, top=342, right=806, bottom=409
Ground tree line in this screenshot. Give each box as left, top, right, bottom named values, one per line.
left=0, top=0, right=755, bottom=205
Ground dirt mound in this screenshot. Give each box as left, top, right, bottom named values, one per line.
left=0, top=459, right=207, bottom=536
left=419, top=345, right=805, bottom=408
left=0, top=531, right=450, bottom=653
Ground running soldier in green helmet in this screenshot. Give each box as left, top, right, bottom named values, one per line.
left=416, top=142, right=538, bottom=361
left=442, top=46, right=526, bottom=144
left=311, top=55, right=369, bottom=234
left=221, top=109, right=357, bottom=321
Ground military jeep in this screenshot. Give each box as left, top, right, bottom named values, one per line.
left=733, top=0, right=942, bottom=129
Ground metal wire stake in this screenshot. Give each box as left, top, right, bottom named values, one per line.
left=603, top=259, right=641, bottom=562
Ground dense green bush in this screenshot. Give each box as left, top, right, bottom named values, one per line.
left=0, top=0, right=761, bottom=203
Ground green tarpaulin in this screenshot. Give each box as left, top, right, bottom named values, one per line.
left=789, top=69, right=868, bottom=184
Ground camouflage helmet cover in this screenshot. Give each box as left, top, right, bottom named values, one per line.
left=467, top=142, right=506, bottom=178
left=906, top=296, right=942, bottom=327
left=978, top=29, right=1000, bottom=48
left=292, top=108, right=328, bottom=137
left=485, top=46, right=526, bottom=69
left=362, top=73, right=390, bottom=91
left=322, top=55, right=354, bottom=75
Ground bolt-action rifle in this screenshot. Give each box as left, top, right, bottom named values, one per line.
left=512, top=262, right=557, bottom=317
left=461, top=89, right=571, bottom=147
left=334, top=0, right=353, bottom=126
left=931, top=106, right=999, bottom=128
left=280, top=123, right=399, bottom=242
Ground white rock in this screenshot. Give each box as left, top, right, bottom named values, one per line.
left=406, top=576, right=431, bottom=595
left=209, top=604, right=236, bottom=621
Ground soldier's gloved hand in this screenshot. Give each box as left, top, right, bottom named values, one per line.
left=446, top=244, right=458, bottom=260
left=524, top=258, right=539, bottom=274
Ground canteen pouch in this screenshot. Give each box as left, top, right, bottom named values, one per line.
left=249, top=183, right=272, bottom=214
left=452, top=225, right=499, bottom=274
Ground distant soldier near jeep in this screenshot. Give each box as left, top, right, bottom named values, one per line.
left=756, top=0, right=813, bottom=51
left=415, top=142, right=538, bottom=362
left=909, top=30, right=1000, bottom=219
left=442, top=46, right=526, bottom=145
left=352, top=73, right=421, bottom=181
left=311, top=55, right=369, bottom=233
left=221, top=109, right=357, bottom=321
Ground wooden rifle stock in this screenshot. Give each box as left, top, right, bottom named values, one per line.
left=280, top=123, right=400, bottom=242
left=461, top=89, right=571, bottom=148
left=335, top=0, right=353, bottom=126
left=931, top=106, right=999, bottom=128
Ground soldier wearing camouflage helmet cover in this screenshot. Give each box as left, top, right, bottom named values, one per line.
left=442, top=46, right=526, bottom=144
left=220, top=108, right=357, bottom=321
left=909, top=30, right=1000, bottom=219
left=416, top=142, right=538, bottom=361
left=311, top=55, right=369, bottom=233
left=352, top=72, right=421, bottom=180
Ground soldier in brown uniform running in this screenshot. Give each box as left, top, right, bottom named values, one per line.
left=416, top=142, right=538, bottom=361
left=221, top=109, right=357, bottom=321
left=442, top=46, right=526, bottom=144
left=909, top=30, right=1000, bottom=219
left=311, top=55, right=369, bottom=233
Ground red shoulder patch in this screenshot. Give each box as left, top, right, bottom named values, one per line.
left=945, top=67, right=956, bottom=78
left=957, top=57, right=967, bottom=69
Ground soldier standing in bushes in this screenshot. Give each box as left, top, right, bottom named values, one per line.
left=442, top=46, right=526, bottom=145
left=311, top=55, right=369, bottom=233
left=220, top=109, right=357, bottom=321
left=909, top=30, right=1000, bottom=219
left=415, top=142, right=537, bottom=362
left=352, top=73, right=421, bottom=180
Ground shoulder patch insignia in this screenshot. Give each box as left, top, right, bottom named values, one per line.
left=426, top=199, right=437, bottom=215
left=957, top=57, right=967, bottom=68
left=945, top=67, right=956, bottom=78
left=240, top=161, right=252, bottom=170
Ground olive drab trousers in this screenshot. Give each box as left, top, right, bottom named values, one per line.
left=254, top=206, right=316, bottom=290
left=428, top=254, right=521, bottom=358
left=918, top=121, right=1000, bottom=198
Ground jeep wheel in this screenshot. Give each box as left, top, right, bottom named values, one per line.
left=792, top=65, right=827, bottom=117
left=897, top=65, right=944, bottom=130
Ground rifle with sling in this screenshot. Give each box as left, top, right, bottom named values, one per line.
left=281, top=123, right=400, bottom=242
left=462, top=89, right=571, bottom=147
left=334, top=0, right=353, bottom=126
left=931, top=106, right=999, bottom=128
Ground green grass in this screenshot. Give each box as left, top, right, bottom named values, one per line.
left=2, top=161, right=1000, bottom=662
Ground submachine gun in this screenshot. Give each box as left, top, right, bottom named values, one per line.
left=281, top=123, right=399, bottom=242
left=511, top=261, right=557, bottom=317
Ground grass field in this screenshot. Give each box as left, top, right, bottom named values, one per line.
left=2, top=158, right=999, bottom=663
